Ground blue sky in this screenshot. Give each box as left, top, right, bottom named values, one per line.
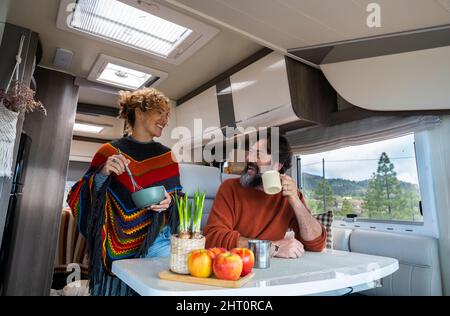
left=300, top=134, right=419, bottom=184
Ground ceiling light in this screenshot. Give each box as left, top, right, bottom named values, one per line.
left=74, top=122, right=105, bottom=133
left=69, top=0, right=192, bottom=57
left=88, top=54, right=168, bottom=90
left=97, top=63, right=153, bottom=89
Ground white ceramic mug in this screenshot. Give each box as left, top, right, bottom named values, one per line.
left=261, top=170, right=282, bottom=195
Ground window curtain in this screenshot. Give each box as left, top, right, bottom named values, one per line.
left=285, top=115, right=442, bottom=154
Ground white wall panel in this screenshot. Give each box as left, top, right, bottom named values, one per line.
left=69, top=140, right=103, bottom=162
left=175, top=86, right=221, bottom=140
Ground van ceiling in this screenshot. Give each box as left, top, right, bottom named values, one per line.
left=6, top=0, right=262, bottom=103
left=7, top=0, right=450, bottom=107
left=165, top=0, right=450, bottom=55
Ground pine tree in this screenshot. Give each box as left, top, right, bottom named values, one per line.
left=313, top=178, right=334, bottom=212
left=363, top=152, right=406, bottom=220
left=363, top=172, right=383, bottom=218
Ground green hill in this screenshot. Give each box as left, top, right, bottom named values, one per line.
left=301, top=172, right=418, bottom=197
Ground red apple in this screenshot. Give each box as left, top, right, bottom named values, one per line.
left=187, top=249, right=212, bottom=278
left=230, top=248, right=255, bottom=277
left=207, top=247, right=228, bottom=260
left=212, top=252, right=243, bottom=281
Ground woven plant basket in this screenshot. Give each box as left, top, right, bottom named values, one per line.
left=0, top=35, right=25, bottom=178
left=169, top=234, right=205, bottom=274
left=0, top=102, right=19, bottom=178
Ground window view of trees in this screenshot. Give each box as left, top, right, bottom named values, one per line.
left=363, top=153, right=420, bottom=220
left=299, top=135, right=423, bottom=222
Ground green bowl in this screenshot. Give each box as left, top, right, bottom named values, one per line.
left=131, top=185, right=165, bottom=209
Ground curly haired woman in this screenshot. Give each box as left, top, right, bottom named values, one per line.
left=67, top=88, right=181, bottom=295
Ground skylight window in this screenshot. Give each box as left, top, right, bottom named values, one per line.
left=70, top=0, right=192, bottom=57
left=87, top=54, right=168, bottom=90
left=97, top=63, right=153, bottom=89
left=57, top=0, right=219, bottom=64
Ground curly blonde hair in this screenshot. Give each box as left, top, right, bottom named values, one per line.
left=118, top=88, right=170, bottom=129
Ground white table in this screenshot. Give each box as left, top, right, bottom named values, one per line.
left=112, top=249, right=398, bottom=296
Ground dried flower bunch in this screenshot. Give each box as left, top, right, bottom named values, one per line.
left=0, top=80, right=46, bottom=115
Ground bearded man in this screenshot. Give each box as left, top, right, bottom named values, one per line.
left=204, top=131, right=326, bottom=258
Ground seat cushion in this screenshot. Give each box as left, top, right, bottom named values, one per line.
left=179, top=164, right=221, bottom=198
left=179, top=164, right=222, bottom=232
left=313, top=211, right=334, bottom=249
left=333, top=227, right=352, bottom=251
left=350, top=230, right=439, bottom=268
left=350, top=229, right=442, bottom=296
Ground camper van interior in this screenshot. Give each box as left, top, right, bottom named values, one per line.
left=0, top=0, right=449, bottom=298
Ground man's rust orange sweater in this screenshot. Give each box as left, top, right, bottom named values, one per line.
left=204, top=178, right=327, bottom=251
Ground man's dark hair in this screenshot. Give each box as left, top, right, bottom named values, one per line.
left=257, top=128, right=292, bottom=174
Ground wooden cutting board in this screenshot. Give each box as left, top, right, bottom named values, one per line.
left=159, top=270, right=255, bottom=288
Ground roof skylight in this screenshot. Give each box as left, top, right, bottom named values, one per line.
left=87, top=54, right=168, bottom=90
left=70, top=0, right=192, bottom=57
left=97, top=62, right=153, bottom=89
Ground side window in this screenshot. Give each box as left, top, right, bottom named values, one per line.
left=296, top=134, right=423, bottom=223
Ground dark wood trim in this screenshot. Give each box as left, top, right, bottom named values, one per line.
left=330, top=107, right=450, bottom=126
left=77, top=102, right=119, bottom=117
left=177, top=47, right=273, bottom=105
left=285, top=56, right=337, bottom=125
left=0, top=24, right=39, bottom=268
left=73, top=135, right=112, bottom=143
left=278, top=120, right=316, bottom=134
left=2, top=68, right=79, bottom=295
left=0, top=24, right=34, bottom=88
left=289, top=24, right=450, bottom=65
left=216, top=78, right=236, bottom=131
left=22, top=32, right=39, bottom=87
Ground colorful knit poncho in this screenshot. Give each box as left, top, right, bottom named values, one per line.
left=67, top=137, right=182, bottom=295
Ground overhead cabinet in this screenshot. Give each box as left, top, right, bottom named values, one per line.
left=175, top=52, right=337, bottom=144
left=230, top=53, right=294, bottom=128
left=175, top=86, right=222, bottom=144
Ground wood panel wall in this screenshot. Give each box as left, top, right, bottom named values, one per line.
left=2, top=67, right=78, bottom=295
left=285, top=56, right=337, bottom=126
left=0, top=23, right=38, bottom=251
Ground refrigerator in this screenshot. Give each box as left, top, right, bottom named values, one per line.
left=0, top=132, right=32, bottom=294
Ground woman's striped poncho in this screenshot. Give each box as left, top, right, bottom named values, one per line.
left=67, top=137, right=181, bottom=295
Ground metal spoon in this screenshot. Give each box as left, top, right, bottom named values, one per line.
left=118, top=149, right=143, bottom=192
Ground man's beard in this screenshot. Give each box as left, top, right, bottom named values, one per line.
left=240, top=162, right=263, bottom=188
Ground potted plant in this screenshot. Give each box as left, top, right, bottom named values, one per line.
left=1, top=35, right=46, bottom=177
left=0, top=80, right=46, bottom=178
left=169, top=188, right=206, bottom=274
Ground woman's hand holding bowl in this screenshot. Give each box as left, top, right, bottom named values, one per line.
left=147, top=190, right=171, bottom=213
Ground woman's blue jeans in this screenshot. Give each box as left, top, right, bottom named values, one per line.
left=145, top=225, right=171, bottom=258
